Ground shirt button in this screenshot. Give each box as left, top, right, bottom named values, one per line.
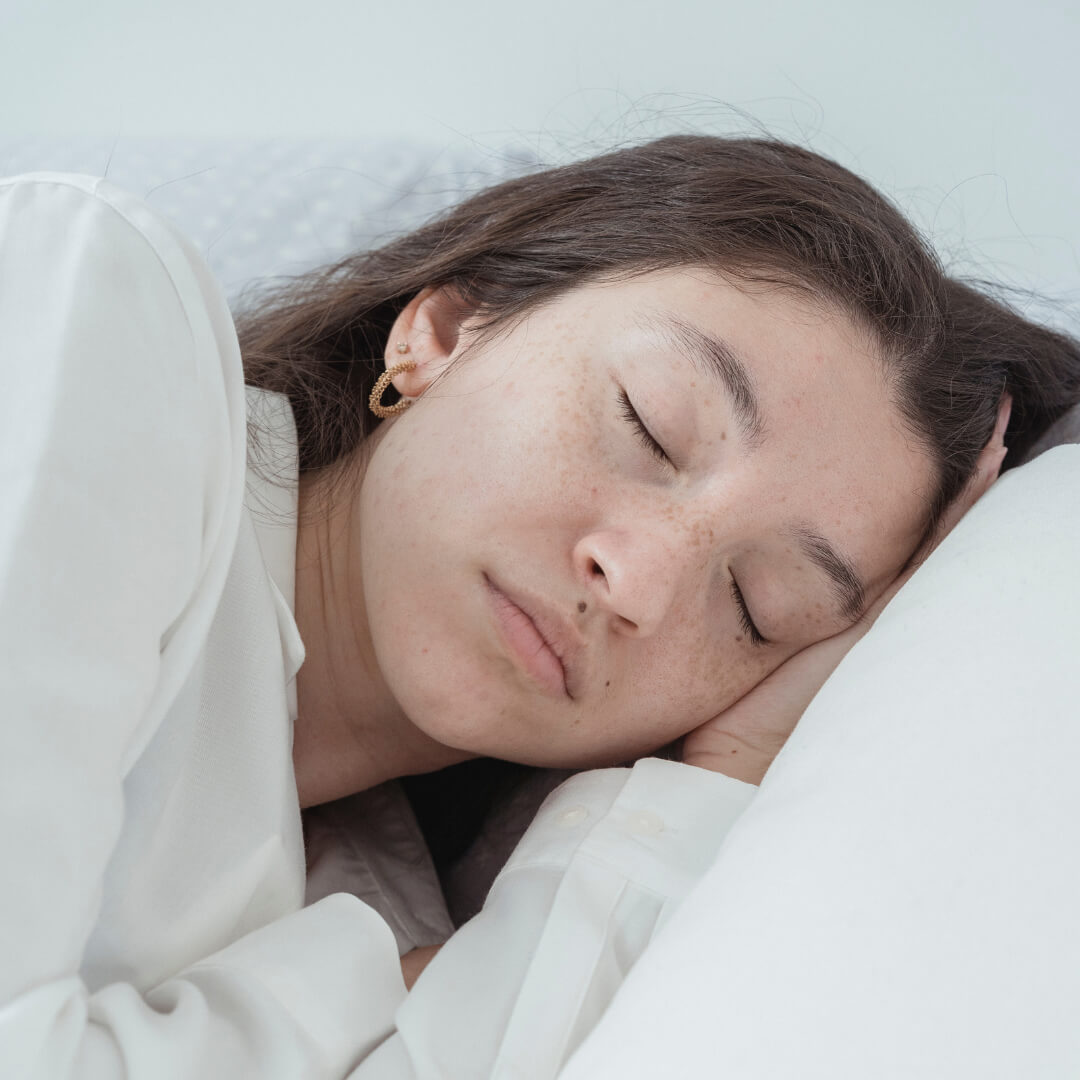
left=558, top=806, right=589, bottom=827
left=628, top=810, right=665, bottom=836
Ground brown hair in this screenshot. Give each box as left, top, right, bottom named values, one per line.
left=235, top=134, right=1080, bottom=547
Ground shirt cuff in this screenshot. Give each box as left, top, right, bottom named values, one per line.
left=498, top=757, right=757, bottom=900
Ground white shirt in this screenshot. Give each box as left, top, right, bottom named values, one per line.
left=0, top=172, right=755, bottom=1080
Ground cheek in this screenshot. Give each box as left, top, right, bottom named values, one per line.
left=686, top=640, right=783, bottom=717
left=581, top=650, right=784, bottom=768
left=615, top=621, right=791, bottom=748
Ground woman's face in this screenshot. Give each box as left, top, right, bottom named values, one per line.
left=357, top=267, right=936, bottom=769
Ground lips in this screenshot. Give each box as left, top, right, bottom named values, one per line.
left=483, top=574, right=584, bottom=700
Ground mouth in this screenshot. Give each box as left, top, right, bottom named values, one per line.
left=483, top=574, right=573, bottom=700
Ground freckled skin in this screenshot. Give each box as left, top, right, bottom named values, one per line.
left=336, top=268, right=935, bottom=770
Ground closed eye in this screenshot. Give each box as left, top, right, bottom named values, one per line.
left=618, top=389, right=672, bottom=466
left=729, top=576, right=769, bottom=647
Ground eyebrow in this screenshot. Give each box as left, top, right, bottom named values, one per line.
left=639, top=310, right=766, bottom=447
left=789, top=524, right=867, bottom=622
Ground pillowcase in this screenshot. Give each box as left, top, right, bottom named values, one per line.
left=559, top=444, right=1080, bottom=1080
left=0, top=135, right=537, bottom=308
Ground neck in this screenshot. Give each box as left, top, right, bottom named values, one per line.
left=291, top=664, right=474, bottom=808
left=291, top=464, right=476, bottom=810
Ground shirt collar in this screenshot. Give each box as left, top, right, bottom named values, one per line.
left=244, top=386, right=306, bottom=684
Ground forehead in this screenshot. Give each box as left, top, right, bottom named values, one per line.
left=567, top=268, right=936, bottom=591
left=579, top=265, right=867, bottom=358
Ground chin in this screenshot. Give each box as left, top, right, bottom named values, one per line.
left=422, top=716, right=645, bottom=772
left=406, top=697, right=551, bottom=765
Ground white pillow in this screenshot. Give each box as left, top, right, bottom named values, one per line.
left=559, top=445, right=1080, bottom=1080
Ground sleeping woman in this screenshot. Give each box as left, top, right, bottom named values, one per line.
left=2, top=135, right=1078, bottom=1080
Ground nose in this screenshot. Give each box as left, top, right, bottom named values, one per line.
left=571, top=525, right=698, bottom=637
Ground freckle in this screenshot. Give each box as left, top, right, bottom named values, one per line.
left=730, top=748, right=737, bottom=755
left=605, top=680, right=611, bottom=687
left=422, top=647, right=429, bottom=654
left=577, top=601, right=587, bottom=613
left=720, top=431, right=727, bottom=441
left=735, top=634, right=744, bottom=643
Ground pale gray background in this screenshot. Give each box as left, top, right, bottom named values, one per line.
left=2, top=0, right=1077, bottom=326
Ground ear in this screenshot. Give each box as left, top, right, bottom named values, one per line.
left=968, top=392, right=1013, bottom=500
left=916, top=393, right=1014, bottom=560
left=383, top=285, right=471, bottom=400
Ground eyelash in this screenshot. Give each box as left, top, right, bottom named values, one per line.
left=729, top=577, right=768, bottom=647
left=617, top=386, right=768, bottom=647
left=618, top=389, right=671, bottom=466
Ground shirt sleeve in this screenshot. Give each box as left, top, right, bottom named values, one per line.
left=0, top=175, right=406, bottom=1080
left=352, top=757, right=756, bottom=1080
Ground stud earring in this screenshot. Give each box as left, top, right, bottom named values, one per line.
left=369, top=359, right=416, bottom=419
left=395, top=341, right=409, bottom=354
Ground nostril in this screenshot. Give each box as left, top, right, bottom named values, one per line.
left=589, top=559, right=606, bottom=579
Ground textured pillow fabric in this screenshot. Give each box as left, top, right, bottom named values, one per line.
left=0, top=136, right=537, bottom=308
left=560, top=445, right=1080, bottom=1080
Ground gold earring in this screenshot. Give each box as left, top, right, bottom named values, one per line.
left=369, top=359, right=416, bottom=419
